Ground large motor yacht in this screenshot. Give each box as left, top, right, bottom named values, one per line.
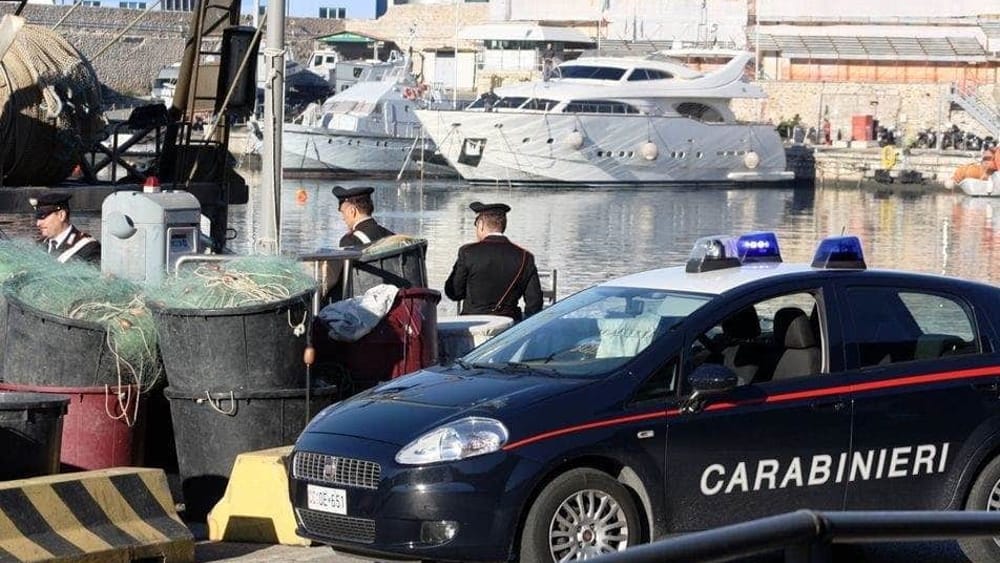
left=415, top=51, right=793, bottom=186
left=283, top=52, right=454, bottom=176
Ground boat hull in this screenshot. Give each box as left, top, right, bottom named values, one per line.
left=415, top=110, right=794, bottom=186
left=282, top=124, right=455, bottom=177
left=958, top=172, right=1000, bottom=197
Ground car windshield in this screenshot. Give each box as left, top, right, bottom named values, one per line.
left=462, top=286, right=711, bottom=378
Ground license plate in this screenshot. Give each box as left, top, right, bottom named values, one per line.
left=307, top=484, right=347, bottom=515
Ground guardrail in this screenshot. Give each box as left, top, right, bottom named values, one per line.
left=594, top=510, right=1000, bottom=563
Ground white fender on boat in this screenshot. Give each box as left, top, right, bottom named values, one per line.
left=640, top=141, right=659, bottom=161
left=744, top=151, right=760, bottom=169
left=944, top=178, right=956, bottom=190
left=565, top=130, right=585, bottom=150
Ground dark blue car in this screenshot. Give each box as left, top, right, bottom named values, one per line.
left=288, top=234, right=1000, bottom=562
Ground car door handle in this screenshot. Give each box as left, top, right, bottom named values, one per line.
left=811, top=400, right=846, bottom=412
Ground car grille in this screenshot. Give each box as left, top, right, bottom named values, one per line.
left=297, top=509, right=376, bottom=544
left=293, top=452, right=381, bottom=489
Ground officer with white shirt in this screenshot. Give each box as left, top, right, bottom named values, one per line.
left=31, top=192, right=100, bottom=264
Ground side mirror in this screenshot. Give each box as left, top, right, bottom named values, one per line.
left=683, top=364, right=739, bottom=414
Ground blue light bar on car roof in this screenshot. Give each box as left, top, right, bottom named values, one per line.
left=736, top=232, right=782, bottom=263
left=687, top=232, right=784, bottom=273
left=811, top=235, right=867, bottom=269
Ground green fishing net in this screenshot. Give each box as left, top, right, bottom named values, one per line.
left=153, top=255, right=317, bottom=310
left=1, top=244, right=161, bottom=392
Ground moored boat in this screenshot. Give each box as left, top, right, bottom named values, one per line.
left=415, top=50, right=794, bottom=186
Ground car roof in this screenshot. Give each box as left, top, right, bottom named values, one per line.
left=600, top=262, right=976, bottom=296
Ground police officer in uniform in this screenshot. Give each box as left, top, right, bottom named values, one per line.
left=332, top=186, right=394, bottom=247
left=31, top=192, right=100, bottom=264
left=445, top=201, right=542, bottom=322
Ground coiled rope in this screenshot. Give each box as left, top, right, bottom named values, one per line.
left=0, top=24, right=104, bottom=186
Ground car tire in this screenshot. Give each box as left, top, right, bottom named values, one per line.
left=959, top=455, right=1000, bottom=563
left=519, top=468, right=641, bottom=562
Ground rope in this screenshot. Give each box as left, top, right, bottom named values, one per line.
left=51, top=0, right=86, bottom=32
left=204, top=391, right=237, bottom=415
left=288, top=309, right=307, bottom=337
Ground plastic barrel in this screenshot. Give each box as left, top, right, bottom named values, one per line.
left=316, top=288, right=440, bottom=396
left=0, top=383, right=146, bottom=471
left=164, top=384, right=338, bottom=521
left=0, top=391, right=70, bottom=480
left=150, top=289, right=313, bottom=392
left=1, top=291, right=119, bottom=387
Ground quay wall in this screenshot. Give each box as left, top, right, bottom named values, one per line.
left=808, top=146, right=983, bottom=186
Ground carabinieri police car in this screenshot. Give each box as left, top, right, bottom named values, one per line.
left=288, top=233, right=1000, bottom=563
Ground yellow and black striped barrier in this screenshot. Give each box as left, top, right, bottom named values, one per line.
left=0, top=467, right=194, bottom=562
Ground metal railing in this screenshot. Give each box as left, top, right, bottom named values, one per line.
left=950, top=81, right=1000, bottom=138
left=595, top=510, right=1000, bottom=563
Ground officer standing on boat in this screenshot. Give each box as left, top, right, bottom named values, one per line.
left=332, top=186, right=394, bottom=248
left=444, top=201, right=542, bottom=322
left=31, top=192, right=100, bottom=264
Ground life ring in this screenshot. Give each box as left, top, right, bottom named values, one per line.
left=881, top=145, right=897, bottom=170
left=403, top=87, right=416, bottom=100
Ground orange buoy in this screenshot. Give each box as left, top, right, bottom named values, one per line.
left=295, top=188, right=308, bottom=204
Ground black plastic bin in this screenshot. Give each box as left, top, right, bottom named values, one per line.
left=150, top=290, right=313, bottom=391
left=339, top=238, right=428, bottom=300
left=164, top=384, right=337, bottom=520
left=1, top=292, right=118, bottom=387
left=0, top=391, right=70, bottom=480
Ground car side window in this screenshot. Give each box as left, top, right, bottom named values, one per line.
left=630, top=358, right=677, bottom=405
left=688, top=292, right=822, bottom=386
left=845, top=287, right=979, bottom=368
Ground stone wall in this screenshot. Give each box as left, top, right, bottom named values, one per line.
left=732, top=81, right=998, bottom=145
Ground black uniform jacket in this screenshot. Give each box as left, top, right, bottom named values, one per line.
left=339, top=217, right=394, bottom=248
left=444, top=235, right=543, bottom=322
left=44, top=225, right=101, bottom=264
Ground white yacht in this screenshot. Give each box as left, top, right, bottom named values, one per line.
left=415, top=51, right=794, bottom=186
left=283, top=52, right=454, bottom=176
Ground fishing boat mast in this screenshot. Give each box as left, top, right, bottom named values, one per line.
left=258, top=0, right=286, bottom=254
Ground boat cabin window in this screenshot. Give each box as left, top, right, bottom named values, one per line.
left=523, top=98, right=559, bottom=111
left=627, top=68, right=674, bottom=81
left=557, top=66, right=627, bottom=81
left=675, top=102, right=724, bottom=123
left=563, top=100, right=640, bottom=114
left=494, top=97, right=529, bottom=110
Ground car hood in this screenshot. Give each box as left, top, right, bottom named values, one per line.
left=305, top=367, right=589, bottom=445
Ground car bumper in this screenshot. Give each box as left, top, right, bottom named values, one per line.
left=289, top=431, right=541, bottom=562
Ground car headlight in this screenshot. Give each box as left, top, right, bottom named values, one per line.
left=395, top=417, right=509, bottom=465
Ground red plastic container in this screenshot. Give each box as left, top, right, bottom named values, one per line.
left=316, top=288, right=440, bottom=395
left=852, top=115, right=874, bottom=141
left=0, top=383, right=146, bottom=471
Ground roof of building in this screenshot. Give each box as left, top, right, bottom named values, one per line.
left=458, top=23, right=594, bottom=45
left=756, top=24, right=991, bottom=61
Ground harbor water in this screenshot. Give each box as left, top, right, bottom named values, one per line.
left=0, top=179, right=996, bottom=305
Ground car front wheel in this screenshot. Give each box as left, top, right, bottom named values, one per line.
left=519, top=468, right=641, bottom=562
left=960, top=455, right=1000, bottom=563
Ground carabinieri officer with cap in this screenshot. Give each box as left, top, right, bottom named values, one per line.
left=31, top=192, right=101, bottom=264
left=332, top=186, right=394, bottom=247
left=444, top=201, right=542, bottom=322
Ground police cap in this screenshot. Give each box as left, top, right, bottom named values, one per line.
left=332, top=186, right=374, bottom=201
left=469, top=201, right=511, bottom=214
left=29, top=192, right=72, bottom=219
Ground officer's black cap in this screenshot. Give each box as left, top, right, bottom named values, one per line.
left=469, top=201, right=511, bottom=214
left=29, top=192, right=72, bottom=219
left=332, top=186, right=375, bottom=201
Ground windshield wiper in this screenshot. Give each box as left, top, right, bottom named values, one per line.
left=502, top=362, right=561, bottom=377
left=453, top=358, right=472, bottom=370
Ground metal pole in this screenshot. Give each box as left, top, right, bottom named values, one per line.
left=755, top=0, right=761, bottom=80
left=259, top=0, right=285, bottom=255
left=453, top=0, right=459, bottom=109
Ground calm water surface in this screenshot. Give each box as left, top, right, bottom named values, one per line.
left=239, top=177, right=999, bottom=304
left=2, top=178, right=997, bottom=306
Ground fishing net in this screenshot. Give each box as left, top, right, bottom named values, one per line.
left=2, top=250, right=160, bottom=392
left=362, top=234, right=427, bottom=255
left=0, top=24, right=105, bottom=186
left=154, top=255, right=317, bottom=310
